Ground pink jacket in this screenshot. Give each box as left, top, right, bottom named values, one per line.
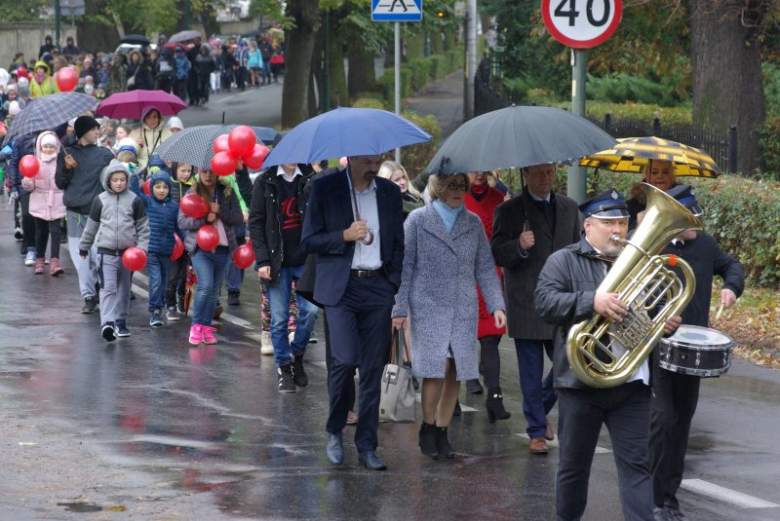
left=21, top=131, right=66, bottom=221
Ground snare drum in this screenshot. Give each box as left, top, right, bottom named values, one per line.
left=659, top=325, right=734, bottom=377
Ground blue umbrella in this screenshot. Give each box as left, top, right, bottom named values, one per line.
left=263, top=107, right=432, bottom=167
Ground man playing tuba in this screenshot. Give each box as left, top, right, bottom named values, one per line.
left=535, top=188, right=682, bottom=521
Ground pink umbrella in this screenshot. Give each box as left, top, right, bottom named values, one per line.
left=96, top=89, right=187, bottom=120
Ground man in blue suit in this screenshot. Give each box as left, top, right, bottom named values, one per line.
left=301, top=154, right=404, bottom=471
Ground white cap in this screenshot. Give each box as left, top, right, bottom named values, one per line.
left=8, top=100, right=21, bottom=116
left=117, top=137, right=138, bottom=153
left=17, top=77, right=29, bottom=89
left=165, top=116, right=183, bottom=131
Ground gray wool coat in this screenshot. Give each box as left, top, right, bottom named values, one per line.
left=392, top=204, right=505, bottom=381
left=491, top=189, right=580, bottom=340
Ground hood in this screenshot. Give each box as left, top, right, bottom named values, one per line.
left=101, top=159, right=131, bottom=193
left=141, top=105, right=163, bottom=128
left=33, top=61, right=50, bottom=75
left=35, top=130, right=61, bottom=159
left=149, top=170, right=173, bottom=189
left=200, top=43, right=212, bottom=55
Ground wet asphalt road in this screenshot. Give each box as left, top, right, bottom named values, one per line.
left=2, top=91, right=780, bottom=519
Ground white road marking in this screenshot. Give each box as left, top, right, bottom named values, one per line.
left=681, top=479, right=780, bottom=509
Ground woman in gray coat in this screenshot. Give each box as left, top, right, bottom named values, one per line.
left=392, top=173, right=506, bottom=460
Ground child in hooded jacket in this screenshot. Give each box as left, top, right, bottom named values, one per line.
left=165, top=162, right=194, bottom=320
left=79, top=160, right=150, bottom=342
left=21, top=131, right=66, bottom=275
left=130, top=170, right=180, bottom=326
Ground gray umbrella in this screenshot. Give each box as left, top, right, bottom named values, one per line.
left=424, top=105, right=617, bottom=174
left=155, top=125, right=279, bottom=168
left=2, top=92, right=99, bottom=145
left=169, top=30, right=201, bottom=43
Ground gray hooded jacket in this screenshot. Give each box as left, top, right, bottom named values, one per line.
left=79, top=160, right=150, bottom=255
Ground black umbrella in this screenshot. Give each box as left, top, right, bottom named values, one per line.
left=120, top=34, right=150, bottom=46
left=240, top=29, right=262, bottom=38
left=169, top=30, right=201, bottom=43
left=423, top=105, right=617, bottom=174
left=2, top=92, right=99, bottom=145
left=155, top=125, right=280, bottom=168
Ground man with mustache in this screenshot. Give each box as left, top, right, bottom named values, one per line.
left=301, top=154, right=405, bottom=471
left=535, top=188, right=682, bottom=521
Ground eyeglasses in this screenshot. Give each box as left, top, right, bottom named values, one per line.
left=446, top=182, right=467, bottom=191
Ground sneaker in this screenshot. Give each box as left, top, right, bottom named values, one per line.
left=14, top=227, right=23, bottom=241
left=115, top=320, right=130, bottom=337
left=189, top=324, right=203, bottom=345
left=278, top=365, right=296, bottom=393
left=166, top=306, right=181, bottom=321
left=81, top=297, right=98, bottom=314
left=202, top=325, right=218, bottom=344
left=260, top=331, right=273, bottom=355
left=227, top=290, right=240, bottom=306
left=101, top=322, right=116, bottom=342
left=346, top=410, right=359, bottom=425
left=34, top=258, right=45, bottom=274
left=308, top=333, right=318, bottom=344
left=213, top=304, right=223, bottom=320
left=24, top=251, right=36, bottom=266
left=177, top=297, right=185, bottom=314
left=149, top=310, right=163, bottom=327
left=292, top=355, right=308, bottom=387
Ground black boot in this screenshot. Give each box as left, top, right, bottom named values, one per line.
left=466, top=378, right=483, bottom=394
left=486, top=387, right=511, bottom=423
left=418, top=422, right=439, bottom=459
left=435, top=426, right=455, bottom=458
left=452, top=400, right=461, bottom=417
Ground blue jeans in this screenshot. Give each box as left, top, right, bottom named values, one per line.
left=147, top=252, right=170, bottom=313
left=515, top=339, right=557, bottom=438
left=267, top=265, right=318, bottom=367
left=190, top=247, right=230, bottom=326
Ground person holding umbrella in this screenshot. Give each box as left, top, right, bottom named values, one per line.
left=626, top=160, right=679, bottom=229
left=491, top=163, right=581, bottom=454
left=392, top=173, right=506, bottom=460
left=301, top=155, right=406, bottom=471
left=129, top=106, right=172, bottom=171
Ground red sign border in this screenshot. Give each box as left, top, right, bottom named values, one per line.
left=541, top=0, right=623, bottom=49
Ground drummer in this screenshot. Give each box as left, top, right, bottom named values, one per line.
left=648, top=184, right=744, bottom=521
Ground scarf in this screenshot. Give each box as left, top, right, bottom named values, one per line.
left=433, top=199, right=463, bottom=233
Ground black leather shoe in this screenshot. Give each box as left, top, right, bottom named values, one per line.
left=653, top=506, right=671, bottom=521
left=357, top=450, right=387, bottom=470
left=326, top=433, right=343, bottom=465
left=666, top=507, right=688, bottom=521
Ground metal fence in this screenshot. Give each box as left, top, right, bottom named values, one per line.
left=474, top=74, right=738, bottom=173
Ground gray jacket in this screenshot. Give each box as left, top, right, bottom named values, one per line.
left=491, top=189, right=580, bottom=339
left=535, top=235, right=659, bottom=389
left=79, top=160, right=150, bottom=255
left=392, top=204, right=505, bottom=381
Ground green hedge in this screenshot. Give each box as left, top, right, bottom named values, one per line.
left=590, top=170, right=780, bottom=287
left=376, top=49, right=464, bottom=107
left=382, top=110, right=442, bottom=178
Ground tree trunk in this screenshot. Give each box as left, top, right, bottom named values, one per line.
left=347, top=43, right=376, bottom=99
left=198, top=4, right=221, bottom=39
left=688, top=0, right=767, bottom=174
left=326, top=12, right=347, bottom=108
left=281, top=0, right=320, bottom=127
left=78, top=0, right=119, bottom=53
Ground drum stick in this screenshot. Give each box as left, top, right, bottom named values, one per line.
left=715, top=302, right=725, bottom=322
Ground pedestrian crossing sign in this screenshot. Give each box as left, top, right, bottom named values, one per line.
left=372, top=0, right=422, bottom=22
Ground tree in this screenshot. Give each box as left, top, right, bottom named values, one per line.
left=282, top=0, right=321, bottom=127
left=688, top=0, right=771, bottom=173
left=0, top=0, right=48, bottom=22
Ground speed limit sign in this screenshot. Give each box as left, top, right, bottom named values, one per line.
left=542, top=0, right=623, bottom=49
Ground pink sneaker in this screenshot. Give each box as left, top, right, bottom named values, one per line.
left=202, top=325, right=218, bottom=345
left=189, top=324, right=203, bottom=345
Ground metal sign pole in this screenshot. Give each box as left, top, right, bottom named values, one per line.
left=395, top=22, right=401, bottom=163
left=567, top=48, right=587, bottom=204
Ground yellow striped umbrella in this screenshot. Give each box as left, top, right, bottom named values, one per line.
left=579, top=136, right=722, bottom=178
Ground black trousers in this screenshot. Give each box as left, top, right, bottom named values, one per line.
left=165, top=254, right=189, bottom=308
left=324, top=275, right=393, bottom=453
left=324, top=313, right=356, bottom=412
left=557, top=382, right=654, bottom=521
left=19, top=194, right=36, bottom=252
left=649, top=368, right=701, bottom=510
left=34, top=217, right=61, bottom=259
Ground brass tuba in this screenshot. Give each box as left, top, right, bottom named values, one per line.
left=566, top=183, right=704, bottom=388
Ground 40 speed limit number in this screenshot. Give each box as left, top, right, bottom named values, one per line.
left=542, top=0, right=623, bottom=49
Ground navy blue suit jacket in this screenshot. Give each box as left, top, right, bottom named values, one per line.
left=301, top=169, right=405, bottom=307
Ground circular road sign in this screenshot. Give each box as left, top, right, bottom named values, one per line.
left=542, top=0, right=623, bottom=49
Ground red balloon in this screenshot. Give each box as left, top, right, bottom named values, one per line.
left=19, top=155, right=40, bottom=178
left=243, top=144, right=270, bottom=170
left=55, top=67, right=78, bottom=92
left=196, top=225, right=220, bottom=251
left=233, top=243, right=256, bottom=269
left=16, top=66, right=29, bottom=79
left=213, top=134, right=230, bottom=154
left=180, top=194, right=209, bottom=218
left=229, top=125, right=256, bottom=159
left=171, top=233, right=184, bottom=261
left=211, top=151, right=237, bottom=177
left=143, top=178, right=151, bottom=195
left=122, top=247, right=147, bottom=271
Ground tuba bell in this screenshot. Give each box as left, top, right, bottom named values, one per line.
left=565, top=183, right=704, bottom=388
